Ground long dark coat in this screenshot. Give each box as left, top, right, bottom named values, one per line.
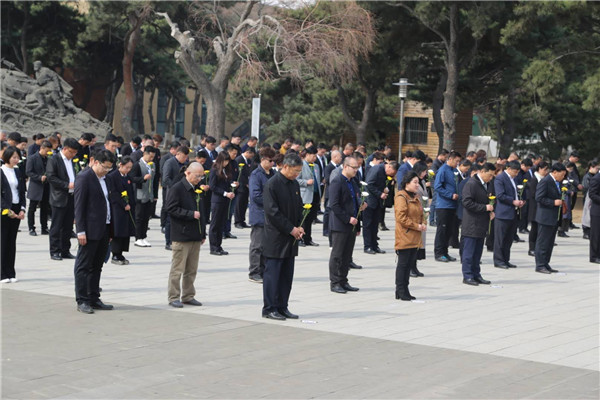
left=461, top=175, right=492, bottom=239
left=106, top=169, right=136, bottom=238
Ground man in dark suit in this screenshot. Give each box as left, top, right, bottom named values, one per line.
left=46, top=138, right=81, bottom=260
left=73, top=149, right=117, bottom=314
left=130, top=145, right=157, bottom=247
left=161, top=146, right=189, bottom=250
left=493, top=160, right=524, bottom=269
left=121, top=136, right=141, bottom=157
left=460, top=163, right=496, bottom=285
left=159, top=141, right=180, bottom=230
left=534, top=163, right=567, bottom=273
left=527, top=161, right=549, bottom=256
left=328, top=157, right=366, bottom=293
left=166, top=162, right=207, bottom=308
left=322, top=150, right=342, bottom=238
left=517, top=158, right=534, bottom=233
left=363, top=161, right=399, bottom=254
left=234, top=146, right=256, bottom=229
left=589, top=171, right=600, bottom=264
left=26, top=140, right=52, bottom=236
left=261, top=153, right=304, bottom=321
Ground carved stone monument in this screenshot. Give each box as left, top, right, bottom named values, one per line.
left=0, top=60, right=111, bottom=140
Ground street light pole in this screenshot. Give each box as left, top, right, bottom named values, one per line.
left=392, top=78, right=412, bottom=161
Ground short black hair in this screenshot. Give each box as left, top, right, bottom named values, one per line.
left=400, top=171, right=419, bottom=190
left=176, top=146, right=189, bottom=155
left=131, top=136, right=142, bottom=145
left=143, top=145, right=157, bottom=154
left=196, top=150, right=208, bottom=159
left=387, top=161, right=400, bottom=171
left=506, top=160, right=521, bottom=170
left=80, top=132, right=95, bottom=142
left=317, top=143, right=328, bottom=150
left=551, top=163, right=567, bottom=172
left=205, top=136, right=217, bottom=144
left=283, top=152, right=302, bottom=167
left=537, top=161, right=549, bottom=170
left=105, top=134, right=118, bottom=143
left=412, top=161, right=428, bottom=177
left=244, top=146, right=256, bottom=155
left=448, top=151, right=462, bottom=159
left=40, top=140, right=52, bottom=149
left=1, top=146, right=19, bottom=164
left=94, top=149, right=117, bottom=165
left=304, top=146, right=317, bottom=155
left=63, top=138, right=81, bottom=150
left=7, top=132, right=22, bottom=142
left=460, top=159, right=472, bottom=167
left=169, top=141, right=181, bottom=149
left=438, top=149, right=449, bottom=156
left=481, top=162, right=496, bottom=172
left=119, top=156, right=133, bottom=166
left=521, top=158, right=533, bottom=167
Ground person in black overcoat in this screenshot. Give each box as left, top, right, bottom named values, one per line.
left=460, top=163, right=496, bottom=285
left=208, top=151, right=235, bottom=255
left=234, top=147, right=256, bottom=228
left=106, top=157, right=136, bottom=264
left=589, top=171, right=600, bottom=264
left=534, top=163, right=567, bottom=274
left=261, top=153, right=304, bottom=321
left=26, top=141, right=52, bottom=235
left=527, top=161, right=549, bottom=256
left=73, top=150, right=117, bottom=314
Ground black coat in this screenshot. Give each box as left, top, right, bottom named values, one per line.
left=262, top=171, right=303, bottom=258
left=456, top=176, right=470, bottom=220
left=235, top=155, right=251, bottom=193
left=365, top=163, right=387, bottom=209
left=25, top=151, right=48, bottom=201
left=588, top=172, right=600, bottom=217
left=161, top=157, right=187, bottom=189
left=106, top=170, right=136, bottom=238
left=166, top=178, right=206, bottom=242
left=46, top=152, right=74, bottom=208
left=527, top=175, right=540, bottom=223
left=535, top=175, right=561, bottom=226
left=74, top=168, right=113, bottom=241
left=1, top=167, right=26, bottom=210
left=323, top=162, right=340, bottom=201
left=209, top=167, right=233, bottom=204
left=461, top=175, right=491, bottom=238
left=328, top=173, right=361, bottom=233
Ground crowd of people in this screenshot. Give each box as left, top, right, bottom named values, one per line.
left=1, top=129, right=599, bottom=319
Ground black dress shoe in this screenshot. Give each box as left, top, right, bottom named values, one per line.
left=279, top=309, right=299, bottom=319
left=234, top=223, right=244, bottom=229
left=475, top=277, right=491, bottom=285
left=349, top=261, right=362, bottom=269
left=169, top=300, right=184, bottom=308
left=298, top=241, right=306, bottom=247
left=379, top=225, right=389, bottom=231
left=342, top=283, right=359, bottom=291
left=570, top=223, right=579, bottom=229
left=583, top=233, right=590, bottom=240
left=210, top=250, right=223, bottom=256
left=218, top=249, right=229, bottom=255
left=223, top=233, right=237, bottom=239
left=445, top=254, right=457, bottom=262
left=546, top=266, right=559, bottom=273
left=41, top=229, right=49, bottom=235
left=410, top=268, right=424, bottom=277
left=507, top=262, right=517, bottom=268
left=50, top=253, right=63, bottom=261
left=494, top=263, right=509, bottom=269
left=374, top=248, right=386, bottom=254
left=590, top=258, right=600, bottom=264
left=314, top=218, right=323, bottom=224
left=77, top=303, right=94, bottom=314
left=528, top=250, right=535, bottom=257
left=395, top=293, right=412, bottom=301
left=463, top=278, right=479, bottom=286
left=304, top=240, right=320, bottom=246
left=330, top=284, right=347, bottom=294
left=519, top=229, right=530, bottom=234
left=61, top=253, right=76, bottom=259
left=536, top=267, right=551, bottom=274
left=248, top=275, right=263, bottom=283
left=29, top=230, right=37, bottom=236
left=263, top=311, right=286, bottom=320
left=91, top=300, right=114, bottom=310
left=165, top=244, right=172, bottom=251
left=183, top=299, right=202, bottom=306
left=364, top=248, right=376, bottom=255
left=513, top=238, right=525, bottom=243
left=557, top=231, right=569, bottom=238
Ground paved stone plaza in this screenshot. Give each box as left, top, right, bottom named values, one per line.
left=2, top=211, right=599, bottom=398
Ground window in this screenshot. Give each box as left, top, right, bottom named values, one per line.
left=156, top=88, right=168, bottom=135
left=404, top=117, right=428, bottom=144
left=175, top=98, right=185, bottom=136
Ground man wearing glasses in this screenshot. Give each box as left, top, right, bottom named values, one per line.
left=73, top=149, right=117, bottom=314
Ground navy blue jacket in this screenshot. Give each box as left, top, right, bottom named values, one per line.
left=248, top=165, right=273, bottom=226
left=457, top=176, right=470, bottom=220
left=395, top=161, right=413, bottom=186
left=365, top=163, right=387, bottom=209
left=434, top=163, right=458, bottom=209
left=328, top=173, right=361, bottom=233
left=74, top=168, right=113, bottom=241
left=535, top=175, right=562, bottom=226
left=494, top=171, right=517, bottom=220
left=209, top=167, right=233, bottom=204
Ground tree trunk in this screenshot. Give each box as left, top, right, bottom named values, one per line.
left=442, top=3, right=459, bottom=151
left=500, top=87, right=516, bottom=154
left=191, top=88, right=201, bottom=146
left=203, top=89, right=227, bottom=140
left=135, top=75, right=145, bottom=134
left=147, top=89, right=155, bottom=133
left=336, top=83, right=375, bottom=145
left=495, top=99, right=503, bottom=155
left=104, top=69, right=121, bottom=125
left=121, top=6, right=152, bottom=141
left=433, top=70, right=447, bottom=154
left=166, top=96, right=176, bottom=139
left=20, top=2, right=30, bottom=75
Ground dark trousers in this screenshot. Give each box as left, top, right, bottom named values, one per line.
left=135, top=201, right=153, bottom=240
left=1, top=204, right=21, bottom=280
left=362, top=206, right=380, bottom=250
left=209, top=201, right=228, bottom=251
left=249, top=225, right=265, bottom=277
left=49, top=196, right=74, bottom=255
left=518, top=202, right=529, bottom=231
left=27, top=190, right=49, bottom=231
left=224, top=197, right=236, bottom=234
left=429, top=191, right=437, bottom=225
left=74, top=225, right=110, bottom=305
left=590, top=215, right=600, bottom=261
left=234, top=190, right=249, bottom=225
left=434, top=208, right=456, bottom=258
left=528, top=221, right=538, bottom=252
left=111, top=236, right=130, bottom=259
left=160, top=187, right=168, bottom=227
left=449, top=214, right=460, bottom=248
left=395, top=248, right=417, bottom=297
left=262, top=256, right=295, bottom=314
left=535, top=223, right=558, bottom=268
left=302, top=192, right=320, bottom=243
left=461, top=236, right=484, bottom=279
left=322, top=197, right=330, bottom=236
left=486, top=218, right=495, bottom=251
left=329, top=230, right=355, bottom=286
left=493, top=217, right=517, bottom=265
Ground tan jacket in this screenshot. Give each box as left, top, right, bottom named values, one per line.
left=394, top=189, right=423, bottom=250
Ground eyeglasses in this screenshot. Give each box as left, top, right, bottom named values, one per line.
left=347, top=165, right=359, bottom=170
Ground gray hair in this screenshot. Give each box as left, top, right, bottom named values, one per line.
left=283, top=153, right=302, bottom=167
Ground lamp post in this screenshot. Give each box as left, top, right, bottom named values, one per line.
left=392, top=78, right=413, bottom=161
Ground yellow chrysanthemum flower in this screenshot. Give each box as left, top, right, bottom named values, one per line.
left=47, top=151, right=54, bottom=155
left=2, top=209, right=9, bottom=215
left=195, top=189, right=203, bottom=194
left=489, top=196, right=496, bottom=200
left=121, top=191, right=128, bottom=197
left=561, top=187, right=568, bottom=192
left=83, top=154, right=88, bottom=159
left=522, top=179, right=528, bottom=183
left=73, top=158, right=79, bottom=163
left=303, top=204, right=312, bottom=209
left=239, top=163, right=245, bottom=167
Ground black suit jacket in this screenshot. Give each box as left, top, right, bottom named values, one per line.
left=121, top=144, right=135, bottom=157
left=527, top=175, right=540, bottom=223
left=365, top=163, right=387, bottom=209
left=46, top=152, right=73, bottom=208
left=328, top=174, right=361, bottom=233
left=209, top=167, right=233, bottom=204
left=26, top=152, right=48, bottom=201
left=461, top=175, right=491, bottom=238
left=1, top=167, right=26, bottom=210
left=161, top=157, right=187, bottom=189
left=74, top=168, right=113, bottom=240
left=323, top=162, right=339, bottom=201
left=235, top=155, right=251, bottom=193
left=106, top=170, right=136, bottom=238
left=166, top=178, right=206, bottom=242
left=535, top=175, right=561, bottom=226
left=589, top=172, right=600, bottom=217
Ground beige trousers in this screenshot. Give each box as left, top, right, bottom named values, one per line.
left=168, top=241, right=201, bottom=302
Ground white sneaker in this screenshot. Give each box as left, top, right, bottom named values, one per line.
left=134, top=239, right=146, bottom=247
left=142, top=239, right=152, bottom=247
left=9, top=278, right=18, bottom=283
left=0, top=278, right=10, bottom=283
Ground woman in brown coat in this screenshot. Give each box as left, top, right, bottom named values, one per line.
left=394, top=171, right=427, bottom=300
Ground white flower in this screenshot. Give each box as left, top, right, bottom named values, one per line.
left=454, top=171, right=459, bottom=175
left=361, top=191, right=369, bottom=197
left=562, top=180, right=569, bottom=184
left=79, top=161, right=85, bottom=166
left=360, top=181, right=368, bottom=186
left=422, top=196, right=429, bottom=201
left=231, top=183, right=237, bottom=188
left=423, top=207, right=430, bottom=212
left=517, top=185, right=523, bottom=190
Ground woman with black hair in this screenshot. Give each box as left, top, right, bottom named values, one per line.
left=1, top=146, right=27, bottom=283
left=394, top=171, right=426, bottom=300
left=411, top=161, right=429, bottom=277
left=209, top=152, right=235, bottom=255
